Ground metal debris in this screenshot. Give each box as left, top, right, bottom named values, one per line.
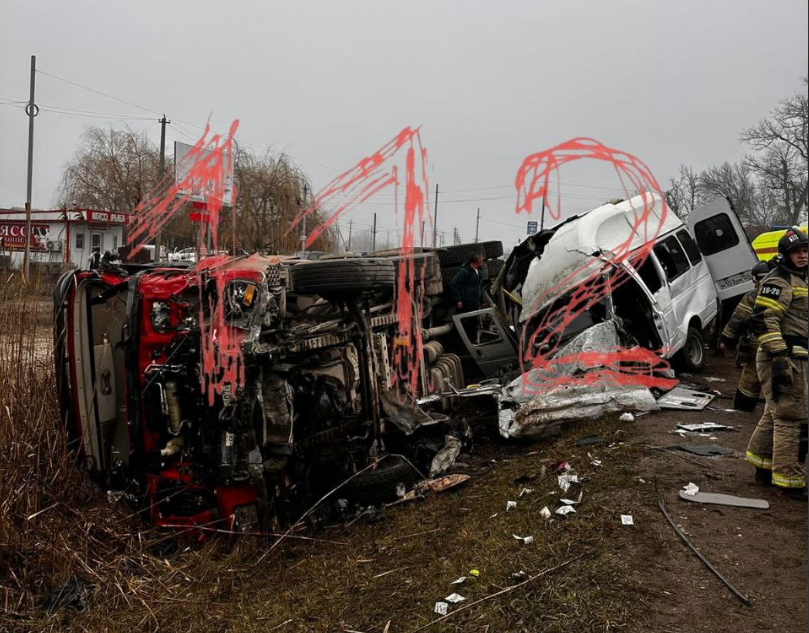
left=678, top=491, right=770, bottom=509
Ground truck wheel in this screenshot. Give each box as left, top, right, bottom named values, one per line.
left=678, top=326, right=705, bottom=372
left=438, top=241, right=504, bottom=267
left=347, top=457, right=418, bottom=504
left=290, top=259, right=394, bottom=295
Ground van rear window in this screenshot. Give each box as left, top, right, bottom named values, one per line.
left=694, top=213, right=740, bottom=256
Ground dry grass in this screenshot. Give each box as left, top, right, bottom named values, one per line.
left=0, top=272, right=641, bottom=632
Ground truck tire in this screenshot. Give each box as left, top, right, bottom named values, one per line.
left=290, top=259, right=395, bottom=295
left=438, top=241, right=504, bottom=267
left=392, top=252, right=440, bottom=284
left=347, top=457, right=418, bottom=504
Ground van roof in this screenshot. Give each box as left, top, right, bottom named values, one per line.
left=520, top=192, right=682, bottom=322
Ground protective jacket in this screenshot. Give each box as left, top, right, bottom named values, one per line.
left=751, top=267, right=808, bottom=359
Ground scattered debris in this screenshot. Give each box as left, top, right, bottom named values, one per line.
left=399, top=473, right=471, bottom=502
left=557, top=471, right=579, bottom=492
left=549, top=461, right=571, bottom=473
left=450, top=577, right=466, bottom=586
left=445, top=593, right=466, bottom=604
left=512, top=571, right=527, bottom=581
left=619, top=412, right=635, bottom=422
left=500, top=379, right=659, bottom=438
left=512, top=534, right=534, bottom=544
left=518, top=488, right=533, bottom=497
left=704, top=377, right=726, bottom=383
left=676, top=422, right=734, bottom=433
left=430, top=435, right=463, bottom=476
left=657, top=387, right=715, bottom=410
left=682, top=482, right=700, bottom=497
left=678, top=491, right=770, bottom=509
left=588, top=452, right=602, bottom=467
left=659, top=498, right=751, bottom=606
left=555, top=506, right=576, bottom=516
left=620, top=514, right=634, bottom=526
left=434, top=601, right=449, bottom=615
left=673, top=444, right=734, bottom=456
left=576, top=435, right=603, bottom=447
left=469, top=569, right=480, bottom=578
left=506, top=500, right=517, bottom=511
left=539, top=506, right=552, bottom=520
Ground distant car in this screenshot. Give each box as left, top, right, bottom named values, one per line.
left=167, top=247, right=197, bottom=264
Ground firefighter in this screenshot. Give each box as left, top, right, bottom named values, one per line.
left=746, top=228, right=808, bottom=498
left=720, top=261, right=772, bottom=411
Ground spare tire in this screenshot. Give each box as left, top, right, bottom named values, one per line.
left=290, top=259, right=395, bottom=295
left=438, top=241, right=503, bottom=267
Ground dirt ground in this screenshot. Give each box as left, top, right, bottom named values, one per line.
left=5, top=335, right=807, bottom=632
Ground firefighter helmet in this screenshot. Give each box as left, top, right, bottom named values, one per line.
left=777, top=228, right=808, bottom=258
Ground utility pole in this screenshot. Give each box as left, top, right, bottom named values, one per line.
left=431, top=183, right=439, bottom=247
left=475, top=207, right=480, bottom=242
left=23, top=54, right=37, bottom=278
left=300, top=183, right=308, bottom=256
left=420, top=220, right=425, bottom=247
left=540, top=194, right=546, bottom=232
left=452, top=226, right=460, bottom=245
left=347, top=219, right=353, bottom=251
left=371, top=212, right=377, bottom=252
left=154, top=114, right=170, bottom=262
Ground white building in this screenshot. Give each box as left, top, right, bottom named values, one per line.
left=0, top=207, right=130, bottom=269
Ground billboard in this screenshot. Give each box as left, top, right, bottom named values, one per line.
left=175, top=141, right=234, bottom=206
left=0, top=222, right=51, bottom=251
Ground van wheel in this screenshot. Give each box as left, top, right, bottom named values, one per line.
left=679, top=327, right=705, bottom=372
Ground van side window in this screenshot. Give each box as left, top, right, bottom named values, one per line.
left=653, top=236, right=690, bottom=282
left=676, top=229, right=702, bottom=265
left=693, top=213, right=740, bottom=256
left=630, top=254, right=663, bottom=294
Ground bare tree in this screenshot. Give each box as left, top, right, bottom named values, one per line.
left=59, top=126, right=161, bottom=212
left=58, top=127, right=335, bottom=254
left=665, top=164, right=702, bottom=220
left=233, top=145, right=335, bottom=254
left=741, top=78, right=808, bottom=225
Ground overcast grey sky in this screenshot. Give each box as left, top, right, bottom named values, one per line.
left=1, top=0, right=806, bottom=247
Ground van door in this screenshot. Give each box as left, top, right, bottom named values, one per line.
left=453, top=307, right=518, bottom=377
left=687, top=197, right=759, bottom=303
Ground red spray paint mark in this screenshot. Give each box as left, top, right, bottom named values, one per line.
left=514, top=137, right=677, bottom=394
left=288, top=127, right=431, bottom=399
left=127, top=121, right=244, bottom=405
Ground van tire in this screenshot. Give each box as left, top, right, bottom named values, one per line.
left=678, top=326, right=706, bottom=372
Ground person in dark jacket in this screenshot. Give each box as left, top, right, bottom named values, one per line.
left=450, top=253, right=484, bottom=311
left=88, top=247, right=101, bottom=270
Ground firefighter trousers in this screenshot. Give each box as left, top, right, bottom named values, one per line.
left=746, top=353, right=808, bottom=488
left=734, top=359, right=761, bottom=411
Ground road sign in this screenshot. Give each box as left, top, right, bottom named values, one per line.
left=527, top=221, right=538, bottom=235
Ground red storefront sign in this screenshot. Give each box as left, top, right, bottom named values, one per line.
left=86, top=210, right=130, bottom=224
left=0, top=222, right=51, bottom=251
